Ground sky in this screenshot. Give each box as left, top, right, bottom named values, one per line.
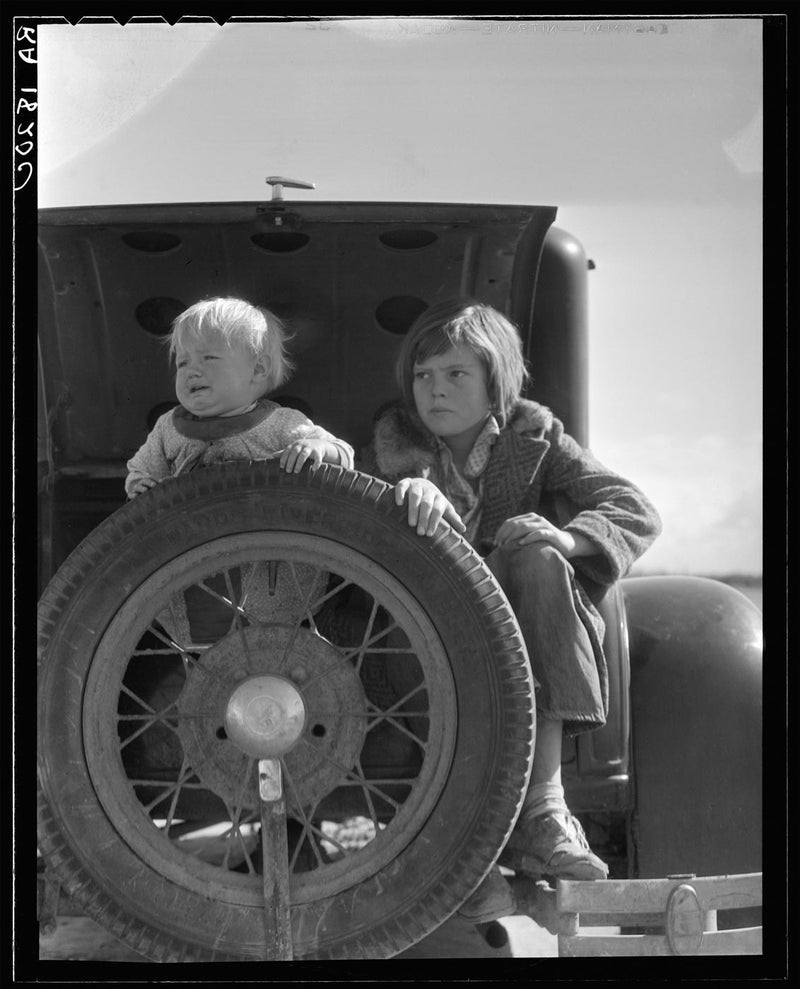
left=33, top=15, right=766, bottom=576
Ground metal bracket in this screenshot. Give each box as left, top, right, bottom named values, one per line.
left=665, top=882, right=707, bottom=954
left=509, top=876, right=560, bottom=934
left=258, top=758, right=293, bottom=960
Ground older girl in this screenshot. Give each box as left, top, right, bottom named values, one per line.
left=369, top=299, right=661, bottom=923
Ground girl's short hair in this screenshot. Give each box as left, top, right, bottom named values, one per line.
left=169, top=297, right=294, bottom=394
left=396, top=299, right=528, bottom=427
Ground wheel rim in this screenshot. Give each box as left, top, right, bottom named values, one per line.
left=39, top=464, right=535, bottom=959
left=82, top=531, right=458, bottom=909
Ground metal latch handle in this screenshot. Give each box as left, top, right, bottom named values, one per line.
left=266, top=176, right=315, bottom=201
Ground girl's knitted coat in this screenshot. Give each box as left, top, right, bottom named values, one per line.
left=369, top=399, right=662, bottom=605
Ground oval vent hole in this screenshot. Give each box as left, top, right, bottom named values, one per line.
left=375, top=296, right=428, bottom=335
left=135, top=297, right=186, bottom=336
left=379, top=229, right=438, bottom=250
left=122, top=231, right=182, bottom=253
left=251, top=232, right=310, bottom=253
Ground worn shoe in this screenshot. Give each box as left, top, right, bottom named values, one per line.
left=502, top=811, right=608, bottom=882
left=457, top=865, right=517, bottom=923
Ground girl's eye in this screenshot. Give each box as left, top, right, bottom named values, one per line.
left=413, top=370, right=429, bottom=380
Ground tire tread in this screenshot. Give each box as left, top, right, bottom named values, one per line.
left=38, top=461, right=534, bottom=961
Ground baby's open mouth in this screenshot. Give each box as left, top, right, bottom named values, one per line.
left=189, top=384, right=209, bottom=394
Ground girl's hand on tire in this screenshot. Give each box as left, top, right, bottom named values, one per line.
left=394, top=477, right=466, bottom=537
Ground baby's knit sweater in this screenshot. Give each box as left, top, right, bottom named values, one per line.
left=125, top=399, right=353, bottom=497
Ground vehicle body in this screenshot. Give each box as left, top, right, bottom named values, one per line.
left=36, top=190, right=762, bottom=960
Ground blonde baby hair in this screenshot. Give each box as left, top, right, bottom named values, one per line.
left=169, top=297, right=294, bottom=394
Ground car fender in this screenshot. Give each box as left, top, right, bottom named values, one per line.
left=622, top=575, right=762, bottom=879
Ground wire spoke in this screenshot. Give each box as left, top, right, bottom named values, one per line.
left=222, top=568, right=247, bottom=636
left=289, top=561, right=327, bottom=634
left=190, top=574, right=250, bottom=624
left=307, top=574, right=354, bottom=614
left=118, top=681, right=157, bottom=715
left=146, top=617, right=205, bottom=659
left=275, top=563, right=329, bottom=673
left=335, top=775, right=418, bottom=786
left=139, top=762, right=202, bottom=814
left=369, top=681, right=428, bottom=718
left=341, top=646, right=422, bottom=654
left=184, top=569, right=293, bottom=635
left=228, top=756, right=257, bottom=819
left=296, top=736, right=402, bottom=811
left=353, top=756, right=381, bottom=834
left=127, top=776, right=210, bottom=788
left=299, top=621, right=404, bottom=693
left=338, top=620, right=402, bottom=663
left=308, top=707, right=428, bottom=719
left=219, top=764, right=259, bottom=871
left=281, top=761, right=326, bottom=870
left=362, top=684, right=430, bottom=750
left=310, top=695, right=429, bottom=749
left=367, top=712, right=429, bottom=752
left=307, top=820, right=350, bottom=859
left=352, top=599, right=380, bottom=676
left=234, top=623, right=257, bottom=676
left=144, top=622, right=228, bottom=685
left=238, top=561, right=263, bottom=609
left=118, top=687, right=185, bottom=749
left=131, top=646, right=184, bottom=657
left=229, top=818, right=260, bottom=874
left=161, top=755, right=191, bottom=832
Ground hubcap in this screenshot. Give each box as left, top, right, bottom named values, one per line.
left=225, top=675, right=306, bottom=758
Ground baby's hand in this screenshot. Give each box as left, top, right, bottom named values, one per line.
left=394, top=477, right=466, bottom=537
left=280, top=437, right=329, bottom=473
left=128, top=477, right=162, bottom=499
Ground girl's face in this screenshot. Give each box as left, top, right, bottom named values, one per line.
left=412, top=343, right=492, bottom=451
left=174, top=331, right=267, bottom=417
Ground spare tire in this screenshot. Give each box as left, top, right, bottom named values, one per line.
left=37, top=461, right=534, bottom=961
